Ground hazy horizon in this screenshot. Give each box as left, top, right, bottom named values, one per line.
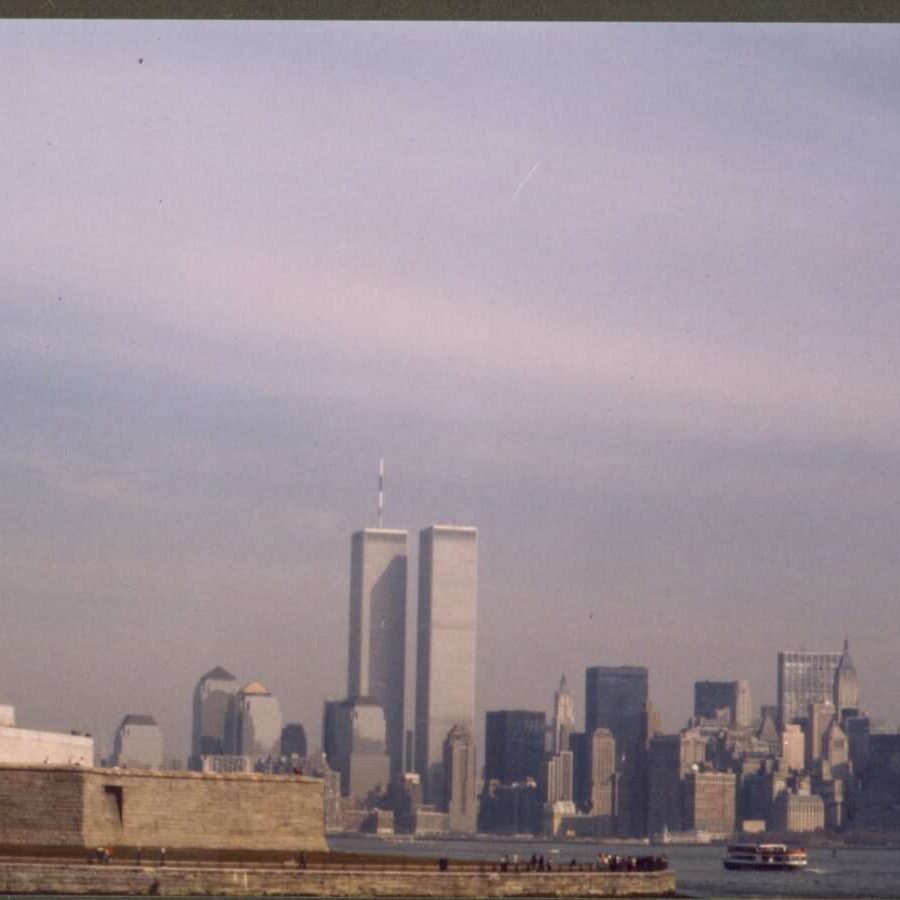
left=3, top=21, right=900, bottom=760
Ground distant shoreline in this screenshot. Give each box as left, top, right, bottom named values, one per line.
left=329, top=831, right=900, bottom=851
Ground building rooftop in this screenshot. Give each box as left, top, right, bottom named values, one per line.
left=240, top=681, right=271, bottom=696
left=355, top=528, right=408, bottom=537
left=202, top=666, right=236, bottom=682
left=121, top=714, right=158, bottom=727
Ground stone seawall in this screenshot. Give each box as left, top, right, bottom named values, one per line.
left=0, top=861, right=676, bottom=897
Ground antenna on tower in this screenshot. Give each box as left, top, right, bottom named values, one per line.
left=378, top=457, right=384, bottom=528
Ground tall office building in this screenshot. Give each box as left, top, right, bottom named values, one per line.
left=585, top=666, right=649, bottom=836
left=348, top=528, right=408, bottom=777
left=777, top=650, right=842, bottom=730
left=542, top=750, right=575, bottom=805
left=646, top=730, right=707, bottom=835
left=694, top=681, right=751, bottom=729
left=552, top=675, right=576, bottom=753
left=485, top=710, right=546, bottom=784
left=443, top=724, right=477, bottom=833
left=585, top=666, right=649, bottom=753
left=804, top=700, right=836, bottom=769
left=414, top=525, right=478, bottom=807
left=781, top=724, right=805, bottom=771
left=681, top=771, right=736, bottom=837
left=231, top=681, right=283, bottom=759
left=190, top=666, right=238, bottom=770
left=834, top=638, right=860, bottom=717
left=823, top=717, right=850, bottom=776
left=569, top=731, right=590, bottom=810
left=280, top=723, right=307, bottom=758
left=857, top=733, right=900, bottom=830
left=324, top=697, right=391, bottom=804
left=112, top=715, right=163, bottom=769
left=589, top=728, right=617, bottom=817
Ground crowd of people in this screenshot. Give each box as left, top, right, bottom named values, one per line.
left=494, top=850, right=668, bottom=873
left=596, top=852, right=668, bottom=872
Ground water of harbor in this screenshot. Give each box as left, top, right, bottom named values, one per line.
left=330, top=833, right=900, bottom=898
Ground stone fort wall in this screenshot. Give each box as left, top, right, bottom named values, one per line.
left=0, top=767, right=85, bottom=847
left=0, top=860, right=677, bottom=898
left=0, top=765, right=327, bottom=853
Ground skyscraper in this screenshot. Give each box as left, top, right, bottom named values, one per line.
left=348, top=528, right=408, bottom=777
left=585, top=666, right=650, bottom=836
left=585, top=666, right=649, bottom=751
left=414, top=525, right=477, bottom=807
left=833, top=638, right=860, bottom=717
left=805, top=699, right=836, bottom=769
left=646, top=730, right=707, bottom=835
left=542, top=749, right=574, bottom=805
left=823, top=717, right=850, bottom=776
left=112, top=714, right=163, bottom=769
left=694, top=680, right=752, bottom=729
left=552, top=675, right=576, bottom=753
left=325, top=697, right=391, bottom=804
left=484, top=710, right=546, bottom=784
left=232, top=681, right=283, bottom=759
left=777, top=650, right=842, bottom=729
left=681, top=771, right=736, bottom=837
left=280, top=723, right=307, bottom=758
left=781, top=724, right=805, bottom=771
left=589, top=728, right=617, bottom=817
left=190, top=666, right=238, bottom=770
left=443, top=724, right=477, bottom=833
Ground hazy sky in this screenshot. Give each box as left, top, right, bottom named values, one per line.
left=2, top=21, right=900, bottom=760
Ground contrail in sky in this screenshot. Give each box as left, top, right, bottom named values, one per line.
left=512, top=161, right=541, bottom=203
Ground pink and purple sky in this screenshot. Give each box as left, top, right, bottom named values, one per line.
left=2, top=21, right=899, bottom=759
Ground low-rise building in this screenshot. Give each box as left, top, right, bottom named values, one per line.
left=0, top=722, right=93, bottom=767
left=201, top=754, right=252, bottom=774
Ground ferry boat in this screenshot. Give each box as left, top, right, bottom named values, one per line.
left=723, top=843, right=808, bottom=871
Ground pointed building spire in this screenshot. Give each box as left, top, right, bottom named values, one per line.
left=834, top=634, right=860, bottom=716
left=552, top=673, right=575, bottom=755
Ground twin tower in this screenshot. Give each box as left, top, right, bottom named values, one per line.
left=348, top=524, right=477, bottom=808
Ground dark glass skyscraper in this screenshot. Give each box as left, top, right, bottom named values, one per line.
left=190, top=666, right=238, bottom=770
left=694, top=680, right=751, bottom=728
left=585, top=666, right=649, bottom=750
left=280, top=723, right=307, bottom=757
left=585, top=666, right=649, bottom=836
left=484, top=710, right=546, bottom=784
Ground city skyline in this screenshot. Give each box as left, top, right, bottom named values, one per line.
left=3, top=22, right=900, bottom=759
